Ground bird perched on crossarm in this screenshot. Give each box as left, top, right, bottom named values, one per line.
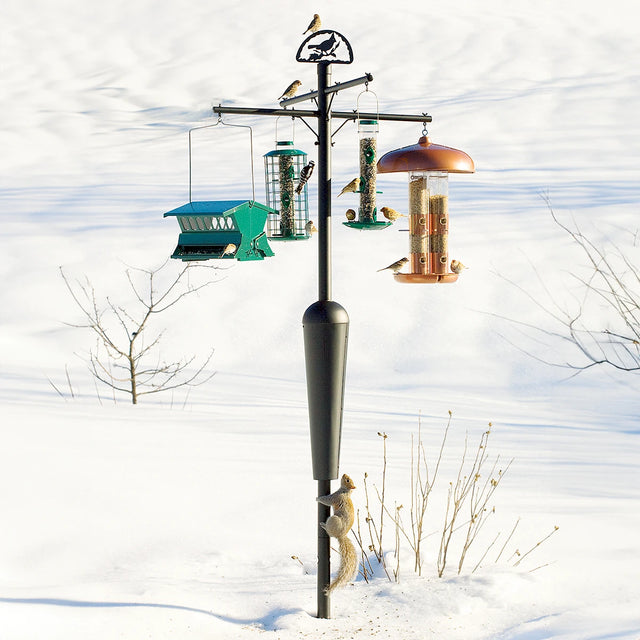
left=450, top=259, right=467, bottom=274
left=303, top=14, right=321, bottom=35
left=279, top=80, right=302, bottom=101
left=345, top=209, right=356, bottom=221
left=380, top=206, right=405, bottom=222
left=338, top=177, right=360, bottom=197
left=296, top=160, right=315, bottom=194
left=377, top=257, right=408, bottom=273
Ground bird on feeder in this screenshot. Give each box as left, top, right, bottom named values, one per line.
left=303, top=14, right=321, bottom=34
left=222, top=243, right=237, bottom=257
left=450, top=259, right=467, bottom=274
left=377, top=257, right=408, bottom=273
left=338, top=177, right=360, bottom=197
left=380, top=206, right=405, bottom=222
left=306, top=220, right=318, bottom=234
left=345, top=209, right=356, bottom=221
left=279, top=80, right=302, bottom=101
left=296, top=160, right=315, bottom=194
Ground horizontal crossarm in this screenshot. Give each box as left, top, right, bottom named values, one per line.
left=212, top=105, right=432, bottom=123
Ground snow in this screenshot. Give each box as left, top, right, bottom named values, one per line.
left=2, top=0, right=640, bottom=637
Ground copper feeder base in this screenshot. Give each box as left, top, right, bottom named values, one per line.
left=393, top=272, right=459, bottom=284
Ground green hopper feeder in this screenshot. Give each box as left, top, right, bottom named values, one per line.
left=164, top=200, right=275, bottom=261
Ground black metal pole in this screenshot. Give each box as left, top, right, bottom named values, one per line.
left=317, top=62, right=331, bottom=302
left=316, top=61, right=332, bottom=619
left=317, top=478, right=331, bottom=619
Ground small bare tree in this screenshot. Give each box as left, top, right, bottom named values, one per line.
left=496, top=197, right=640, bottom=377
left=61, top=260, right=218, bottom=404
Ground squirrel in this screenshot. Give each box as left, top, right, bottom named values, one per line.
left=317, top=473, right=358, bottom=594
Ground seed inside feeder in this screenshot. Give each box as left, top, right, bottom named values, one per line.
left=359, top=137, right=377, bottom=223
left=408, top=175, right=429, bottom=274
left=279, top=154, right=295, bottom=236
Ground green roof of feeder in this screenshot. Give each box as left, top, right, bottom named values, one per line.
left=163, top=200, right=274, bottom=217
left=264, top=141, right=306, bottom=157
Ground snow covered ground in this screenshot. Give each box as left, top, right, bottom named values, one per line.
left=1, top=0, right=640, bottom=637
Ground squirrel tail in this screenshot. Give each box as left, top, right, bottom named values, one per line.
left=325, top=536, right=358, bottom=594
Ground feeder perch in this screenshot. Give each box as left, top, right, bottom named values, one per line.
left=264, top=141, right=312, bottom=240
left=164, top=200, right=275, bottom=261
left=377, top=136, right=474, bottom=283
left=344, top=119, right=390, bottom=230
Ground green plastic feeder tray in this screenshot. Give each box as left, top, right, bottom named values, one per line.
left=164, top=200, right=275, bottom=261
left=343, top=220, right=392, bottom=230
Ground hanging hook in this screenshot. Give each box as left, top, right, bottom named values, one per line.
left=188, top=117, right=256, bottom=203
left=422, top=121, right=429, bottom=137
left=356, top=87, right=379, bottom=124
left=275, top=115, right=296, bottom=143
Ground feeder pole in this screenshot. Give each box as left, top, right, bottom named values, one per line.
left=210, top=32, right=432, bottom=622
left=317, top=61, right=332, bottom=302
left=316, top=60, right=332, bottom=620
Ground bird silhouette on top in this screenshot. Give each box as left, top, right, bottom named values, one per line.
left=308, top=32, right=338, bottom=59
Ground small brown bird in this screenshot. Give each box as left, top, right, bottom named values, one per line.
left=303, top=14, right=321, bottom=35
left=338, top=177, right=360, bottom=197
left=305, top=220, right=318, bottom=234
left=221, top=243, right=237, bottom=257
left=450, top=259, right=467, bottom=274
left=377, top=257, right=408, bottom=273
left=279, top=80, right=302, bottom=101
left=380, top=206, right=405, bottom=222
left=345, top=209, right=356, bottom=221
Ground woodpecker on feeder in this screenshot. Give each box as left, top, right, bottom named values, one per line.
left=279, top=80, right=302, bottom=101
left=380, top=206, right=405, bottom=222
left=303, top=14, right=321, bottom=34
left=450, top=259, right=467, bottom=274
left=345, top=209, right=356, bottom=221
left=296, top=160, right=315, bottom=194
left=377, top=257, right=408, bottom=273
left=338, top=177, right=360, bottom=197
left=305, top=220, right=318, bottom=234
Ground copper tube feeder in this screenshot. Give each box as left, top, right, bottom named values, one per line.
left=377, top=136, right=474, bottom=283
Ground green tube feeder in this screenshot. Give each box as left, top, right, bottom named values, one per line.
left=264, top=141, right=312, bottom=240
left=343, top=119, right=390, bottom=230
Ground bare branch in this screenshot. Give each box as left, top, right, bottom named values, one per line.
left=490, top=198, right=640, bottom=377
left=61, top=261, right=218, bottom=404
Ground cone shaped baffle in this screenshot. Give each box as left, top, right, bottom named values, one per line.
left=302, top=300, right=349, bottom=481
